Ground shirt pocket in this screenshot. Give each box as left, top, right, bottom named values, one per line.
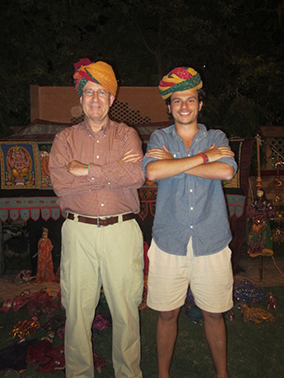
left=171, top=151, right=184, bottom=179
left=171, top=151, right=182, bottom=159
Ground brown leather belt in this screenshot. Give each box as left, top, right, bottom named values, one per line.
left=67, top=212, right=135, bottom=227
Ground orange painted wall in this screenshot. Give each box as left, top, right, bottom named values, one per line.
left=30, top=85, right=169, bottom=124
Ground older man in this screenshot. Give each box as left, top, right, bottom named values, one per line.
left=49, top=59, right=145, bottom=378
left=143, top=67, right=237, bottom=378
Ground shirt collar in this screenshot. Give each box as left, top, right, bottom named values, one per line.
left=82, top=118, right=111, bottom=136
left=164, top=123, right=207, bottom=137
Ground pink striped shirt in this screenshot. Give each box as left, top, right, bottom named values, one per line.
left=49, top=119, right=145, bottom=217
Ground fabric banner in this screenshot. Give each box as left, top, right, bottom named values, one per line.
left=0, top=197, right=63, bottom=222
left=226, top=194, right=246, bottom=218
left=0, top=141, right=39, bottom=189
left=0, top=184, right=244, bottom=222
left=138, top=181, right=157, bottom=220
left=0, top=141, right=54, bottom=190
left=36, top=142, right=53, bottom=189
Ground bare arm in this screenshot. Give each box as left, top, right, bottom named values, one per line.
left=183, top=144, right=235, bottom=180
left=184, top=161, right=235, bottom=180
left=145, top=144, right=235, bottom=181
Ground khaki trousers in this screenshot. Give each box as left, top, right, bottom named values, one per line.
left=61, top=215, right=144, bottom=377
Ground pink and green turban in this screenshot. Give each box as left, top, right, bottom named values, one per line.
left=73, top=58, right=118, bottom=97
left=158, top=67, right=203, bottom=100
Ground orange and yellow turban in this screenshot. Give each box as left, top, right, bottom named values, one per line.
left=73, top=58, right=118, bottom=97
left=158, top=67, right=203, bottom=100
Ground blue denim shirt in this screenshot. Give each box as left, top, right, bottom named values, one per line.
left=142, top=123, right=238, bottom=256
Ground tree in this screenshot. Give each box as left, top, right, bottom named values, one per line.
left=98, top=0, right=217, bottom=84
left=98, top=0, right=284, bottom=133
left=0, top=0, right=104, bottom=135
left=0, top=0, right=283, bottom=137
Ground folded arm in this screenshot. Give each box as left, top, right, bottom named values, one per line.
left=145, top=144, right=235, bottom=181
left=49, top=130, right=145, bottom=197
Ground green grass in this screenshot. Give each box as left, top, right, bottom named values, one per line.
left=0, top=284, right=284, bottom=378
left=1, top=239, right=284, bottom=377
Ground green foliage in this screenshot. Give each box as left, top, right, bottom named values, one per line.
left=223, top=96, right=261, bottom=138
left=0, top=0, right=103, bottom=136
left=0, top=0, right=283, bottom=137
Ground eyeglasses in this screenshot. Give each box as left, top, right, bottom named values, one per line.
left=82, top=89, right=109, bottom=98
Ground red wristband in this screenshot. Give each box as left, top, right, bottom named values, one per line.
left=198, top=152, right=209, bottom=164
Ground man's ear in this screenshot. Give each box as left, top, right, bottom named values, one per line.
left=199, top=101, right=203, bottom=111
left=167, top=104, right=172, bottom=114
left=110, top=94, right=115, bottom=106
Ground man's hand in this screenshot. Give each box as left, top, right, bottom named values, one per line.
left=145, top=145, right=173, bottom=160
left=203, top=143, right=235, bottom=162
left=118, top=149, right=141, bottom=163
left=67, top=160, right=89, bottom=176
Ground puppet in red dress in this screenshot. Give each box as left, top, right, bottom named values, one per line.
left=35, top=228, right=55, bottom=283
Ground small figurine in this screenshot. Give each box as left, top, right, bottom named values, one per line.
left=34, top=228, right=55, bottom=283
left=267, top=293, right=276, bottom=310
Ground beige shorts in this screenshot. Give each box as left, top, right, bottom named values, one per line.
left=147, top=239, right=233, bottom=313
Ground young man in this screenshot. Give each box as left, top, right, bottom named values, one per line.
left=49, top=59, right=145, bottom=377
left=143, top=67, right=238, bottom=378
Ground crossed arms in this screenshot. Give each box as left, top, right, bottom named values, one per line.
left=145, top=144, right=235, bottom=181
left=49, top=129, right=145, bottom=197
left=67, top=149, right=141, bottom=176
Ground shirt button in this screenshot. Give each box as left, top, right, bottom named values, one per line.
left=190, top=225, right=193, bottom=229
left=190, top=189, right=193, bottom=193
left=97, top=140, right=99, bottom=143
left=91, top=177, right=95, bottom=181
left=108, top=182, right=110, bottom=185
left=190, top=207, right=193, bottom=210
left=101, top=204, right=104, bottom=207
left=96, top=155, right=99, bottom=159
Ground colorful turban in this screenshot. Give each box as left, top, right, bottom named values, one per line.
left=73, top=58, right=118, bottom=97
left=158, top=67, right=203, bottom=100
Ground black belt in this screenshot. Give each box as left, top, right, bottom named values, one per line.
left=67, top=212, right=135, bottom=227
